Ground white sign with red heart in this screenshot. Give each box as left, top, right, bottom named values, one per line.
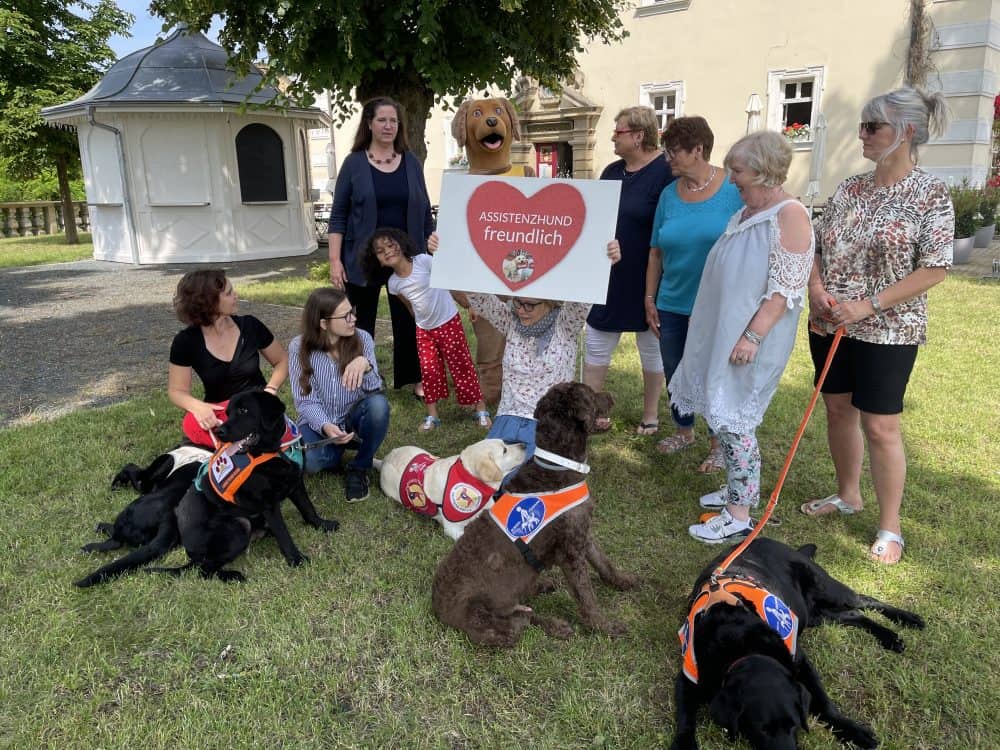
left=431, top=174, right=621, bottom=303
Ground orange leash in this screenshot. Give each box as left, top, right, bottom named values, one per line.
left=710, top=315, right=845, bottom=583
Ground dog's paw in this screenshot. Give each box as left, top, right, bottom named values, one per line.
left=534, top=576, right=559, bottom=595
left=900, top=611, right=925, bottom=630
left=829, top=718, right=877, bottom=749
left=316, top=518, right=340, bottom=533
left=611, top=571, right=640, bottom=591
left=287, top=553, right=310, bottom=567
left=215, top=569, right=247, bottom=583
left=601, top=619, right=628, bottom=638
left=542, top=618, right=575, bottom=640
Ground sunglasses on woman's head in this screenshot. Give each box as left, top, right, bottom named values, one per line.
left=325, top=307, right=357, bottom=321
left=513, top=299, right=542, bottom=312
left=859, top=121, right=890, bottom=136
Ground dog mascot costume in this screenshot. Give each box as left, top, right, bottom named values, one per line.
left=451, top=97, right=535, bottom=405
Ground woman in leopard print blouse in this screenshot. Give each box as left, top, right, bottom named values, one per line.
left=804, top=87, right=954, bottom=564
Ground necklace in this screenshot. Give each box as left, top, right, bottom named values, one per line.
left=367, top=150, right=398, bottom=165
left=684, top=166, right=716, bottom=193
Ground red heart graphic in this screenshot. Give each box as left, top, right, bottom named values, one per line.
left=466, top=181, right=586, bottom=291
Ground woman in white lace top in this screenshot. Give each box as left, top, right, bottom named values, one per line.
left=669, top=131, right=814, bottom=544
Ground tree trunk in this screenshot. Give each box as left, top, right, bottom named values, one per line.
left=906, top=0, right=930, bottom=87
left=357, top=74, right=436, bottom=165
left=56, top=153, right=80, bottom=245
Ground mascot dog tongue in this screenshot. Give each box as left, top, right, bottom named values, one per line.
left=450, top=97, right=535, bottom=405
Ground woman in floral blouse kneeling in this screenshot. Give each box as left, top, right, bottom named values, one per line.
left=804, top=87, right=954, bottom=564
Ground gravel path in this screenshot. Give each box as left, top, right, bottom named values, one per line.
left=0, top=255, right=318, bottom=428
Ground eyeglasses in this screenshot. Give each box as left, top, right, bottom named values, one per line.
left=859, top=121, right=890, bottom=136
left=512, top=299, right=543, bottom=312
left=325, top=307, right=357, bottom=322
left=612, top=128, right=637, bottom=137
left=664, top=147, right=681, bottom=160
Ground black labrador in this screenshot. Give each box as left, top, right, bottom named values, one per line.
left=155, top=390, right=338, bottom=582
left=670, top=537, right=924, bottom=750
left=75, top=445, right=212, bottom=588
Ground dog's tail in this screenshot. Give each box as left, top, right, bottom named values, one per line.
left=74, top=522, right=178, bottom=588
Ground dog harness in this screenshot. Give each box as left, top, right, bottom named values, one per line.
left=195, top=417, right=304, bottom=504
left=398, top=452, right=498, bottom=521
left=678, top=576, right=799, bottom=684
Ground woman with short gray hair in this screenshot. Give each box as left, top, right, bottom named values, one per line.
left=802, top=87, right=953, bottom=565
left=669, top=130, right=814, bottom=543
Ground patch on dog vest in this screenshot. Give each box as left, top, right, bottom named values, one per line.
left=441, top=459, right=497, bottom=522
left=679, top=576, right=799, bottom=684
left=398, top=452, right=439, bottom=517
left=489, top=482, right=589, bottom=543
left=205, top=444, right=279, bottom=504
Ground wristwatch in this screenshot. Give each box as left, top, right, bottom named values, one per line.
left=869, top=294, right=883, bottom=314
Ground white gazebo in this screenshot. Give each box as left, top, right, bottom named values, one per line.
left=41, top=25, right=331, bottom=264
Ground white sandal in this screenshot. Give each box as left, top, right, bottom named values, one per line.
left=869, top=529, right=905, bottom=564
left=800, top=494, right=862, bottom=516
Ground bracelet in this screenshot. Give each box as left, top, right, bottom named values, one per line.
left=645, top=295, right=654, bottom=299
left=742, top=327, right=763, bottom=345
left=869, top=294, right=883, bottom=314
left=264, top=384, right=277, bottom=393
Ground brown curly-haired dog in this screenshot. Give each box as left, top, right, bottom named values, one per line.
left=431, top=382, right=637, bottom=646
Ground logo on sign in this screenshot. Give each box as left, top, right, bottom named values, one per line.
left=466, top=182, right=586, bottom=291
left=763, top=594, right=795, bottom=638
left=506, top=496, right=545, bottom=538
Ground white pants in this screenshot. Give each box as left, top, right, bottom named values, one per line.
left=584, top=325, right=663, bottom=372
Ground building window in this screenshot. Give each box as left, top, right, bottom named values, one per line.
left=635, top=0, right=692, bottom=18
left=767, top=66, right=825, bottom=144
left=309, top=127, right=330, bottom=140
left=639, top=81, right=685, bottom=131
left=235, top=123, right=287, bottom=203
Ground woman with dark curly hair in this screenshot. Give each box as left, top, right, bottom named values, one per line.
left=168, top=269, right=287, bottom=446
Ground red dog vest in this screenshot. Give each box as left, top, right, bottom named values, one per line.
left=398, top=452, right=498, bottom=520
left=678, top=576, right=799, bottom=684
left=489, top=482, right=590, bottom=543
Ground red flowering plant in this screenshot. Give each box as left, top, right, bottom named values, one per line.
left=782, top=122, right=810, bottom=141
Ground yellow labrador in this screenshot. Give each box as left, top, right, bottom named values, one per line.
left=378, top=439, right=526, bottom=540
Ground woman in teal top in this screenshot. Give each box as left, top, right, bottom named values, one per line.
left=644, top=117, right=743, bottom=470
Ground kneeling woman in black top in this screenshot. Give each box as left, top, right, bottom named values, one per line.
left=168, top=269, right=288, bottom=447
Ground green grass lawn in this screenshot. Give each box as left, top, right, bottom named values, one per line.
left=0, top=274, right=997, bottom=749
left=0, top=232, right=93, bottom=268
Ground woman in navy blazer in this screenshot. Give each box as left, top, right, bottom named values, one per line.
left=328, top=96, right=434, bottom=392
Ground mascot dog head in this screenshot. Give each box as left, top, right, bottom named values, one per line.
left=452, top=97, right=524, bottom=174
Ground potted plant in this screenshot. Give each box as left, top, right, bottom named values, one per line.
left=974, top=178, right=1000, bottom=247
left=950, top=181, right=979, bottom=264
left=782, top=122, right=810, bottom=143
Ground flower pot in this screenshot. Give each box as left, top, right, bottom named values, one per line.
left=974, top=223, right=995, bottom=247
left=953, top=236, right=974, bottom=264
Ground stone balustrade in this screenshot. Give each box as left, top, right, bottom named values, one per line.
left=0, top=201, right=90, bottom=238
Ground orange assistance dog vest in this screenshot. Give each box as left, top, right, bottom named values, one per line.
left=398, top=452, right=498, bottom=521
left=489, top=482, right=590, bottom=543
left=195, top=419, right=304, bottom=504
left=679, top=576, right=799, bottom=684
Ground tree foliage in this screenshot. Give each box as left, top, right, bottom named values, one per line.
left=0, top=0, right=131, bottom=240
left=149, top=0, right=631, bottom=161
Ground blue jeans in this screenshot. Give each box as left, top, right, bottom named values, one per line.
left=300, top=393, right=390, bottom=474
left=658, top=309, right=695, bottom=429
left=487, top=414, right=537, bottom=459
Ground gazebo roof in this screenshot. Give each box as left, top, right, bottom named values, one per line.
left=42, top=25, right=327, bottom=123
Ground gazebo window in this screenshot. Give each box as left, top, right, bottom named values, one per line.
left=236, top=124, right=287, bottom=202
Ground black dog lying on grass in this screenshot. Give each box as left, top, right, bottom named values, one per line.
left=670, top=537, right=924, bottom=750
left=75, top=445, right=211, bottom=588
left=153, top=390, right=338, bottom=582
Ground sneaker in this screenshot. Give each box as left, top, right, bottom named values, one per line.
left=688, top=508, right=754, bottom=544
left=344, top=467, right=370, bottom=503
left=699, top=486, right=728, bottom=509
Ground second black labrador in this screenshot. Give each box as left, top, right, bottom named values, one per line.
left=670, top=537, right=924, bottom=750
left=75, top=446, right=212, bottom=588
left=156, top=390, right=339, bottom=582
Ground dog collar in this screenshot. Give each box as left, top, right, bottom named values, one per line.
left=532, top=448, right=590, bottom=474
